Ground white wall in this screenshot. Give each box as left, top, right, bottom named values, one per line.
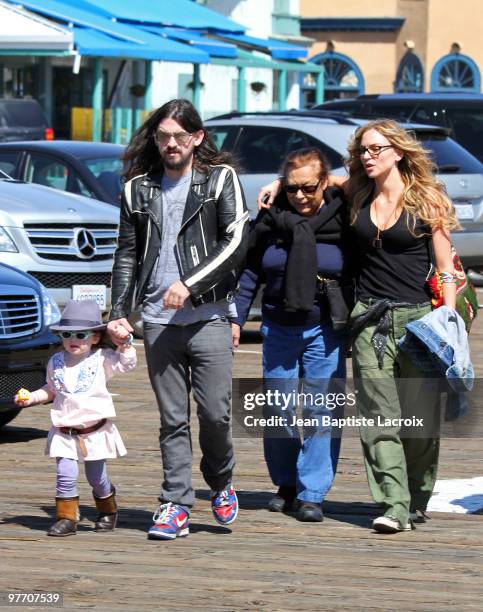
left=152, top=60, right=278, bottom=118
left=286, top=71, right=300, bottom=109
left=209, top=0, right=302, bottom=111
left=149, top=0, right=301, bottom=115
left=205, top=0, right=274, bottom=37
left=151, top=61, right=191, bottom=108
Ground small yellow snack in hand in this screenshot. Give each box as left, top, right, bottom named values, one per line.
left=17, top=388, right=31, bottom=402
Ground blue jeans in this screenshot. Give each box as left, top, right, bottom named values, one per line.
left=261, top=319, right=347, bottom=504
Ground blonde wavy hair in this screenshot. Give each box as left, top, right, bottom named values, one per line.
left=345, top=119, right=460, bottom=233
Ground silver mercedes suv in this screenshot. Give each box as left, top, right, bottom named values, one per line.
left=205, top=111, right=483, bottom=284
left=0, top=178, right=119, bottom=310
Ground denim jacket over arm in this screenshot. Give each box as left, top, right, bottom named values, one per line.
left=399, top=306, right=474, bottom=419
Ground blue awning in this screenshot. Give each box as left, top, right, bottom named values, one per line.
left=73, top=27, right=208, bottom=62
left=6, top=0, right=209, bottom=62
left=143, top=26, right=238, bottom=58
left=216, top=32, right=308, bottom=60
left=74, top=0, right=245, bottom=33
left=61, top=0, right=113, bottom=19
left=73, top=27, right=143, bottom=58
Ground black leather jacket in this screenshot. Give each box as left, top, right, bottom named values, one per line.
left=109, top=164, right=249, bottom=320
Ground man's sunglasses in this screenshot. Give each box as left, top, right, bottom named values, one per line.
left=154, top=130, right=193, bottom=146
left=284, top=180, right=321, bottom=195
left=57, top=331, right=96, bottom=340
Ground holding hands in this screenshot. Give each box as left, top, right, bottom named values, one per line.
left=107, top=318, right=134, bottom=347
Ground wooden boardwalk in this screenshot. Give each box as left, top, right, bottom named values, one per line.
left=1, top=315, right=483, bottom=611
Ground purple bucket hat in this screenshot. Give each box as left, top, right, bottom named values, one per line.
left=50, top=299, right=107, bottom=332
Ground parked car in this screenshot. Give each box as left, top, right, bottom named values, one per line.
left=313, top=93, right=483, bottom=163
left=0, top=140, right=124, bottom=205
left=0, top=262, right=61, bottom=428
left=205, top=111, right=483, bottom=285
left=0, top=178, right=119, bottom=310
left=206, top=111, right=353, bottom=217
left=0, top=98, right=53, bottom=143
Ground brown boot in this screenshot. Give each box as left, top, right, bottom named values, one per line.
left=48, top=497, right=79, bottom=537
left=93, top=487, right=117, bottom=532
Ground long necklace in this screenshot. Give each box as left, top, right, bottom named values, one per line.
left=372, top=199, right=399, bottom=249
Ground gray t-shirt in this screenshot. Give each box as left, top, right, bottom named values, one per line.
left=142, top=172, right=236, bottom=325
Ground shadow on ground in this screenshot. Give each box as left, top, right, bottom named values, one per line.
left=0, top=425, right=47, bottom=444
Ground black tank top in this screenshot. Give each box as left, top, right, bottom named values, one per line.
left=352, top=202, right=431, bottom=303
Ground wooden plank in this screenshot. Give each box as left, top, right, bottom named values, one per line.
left=0, top=319, right=482, bottom=610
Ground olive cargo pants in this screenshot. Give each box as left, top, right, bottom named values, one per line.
left=351, top=301, right=441, bottom=526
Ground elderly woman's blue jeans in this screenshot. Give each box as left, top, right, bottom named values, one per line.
left=261, top=319, right=347, bottom=504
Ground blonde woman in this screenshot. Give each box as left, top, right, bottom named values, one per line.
left=258, top=119, right=459, bottom=533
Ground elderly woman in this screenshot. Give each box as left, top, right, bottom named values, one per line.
left=232, top=148, right=353, bottom=522
left=259, top=120, right=459, bottom=533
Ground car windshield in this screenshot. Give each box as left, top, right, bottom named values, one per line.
left=446, top=108, right=483, bottom=163
left=84, top=156, right=123, bottom=200
left=84, top=156, right=123, bottom=178
left=416, top=134, right=483, bottom=174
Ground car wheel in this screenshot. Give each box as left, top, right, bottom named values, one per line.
left=0, top=408, right=22, bottom=428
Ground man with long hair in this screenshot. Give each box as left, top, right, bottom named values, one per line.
left=107, top=99, right=249, bottom=539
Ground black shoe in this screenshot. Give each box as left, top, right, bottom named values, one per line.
left=267, top=486, right=296, bottom=512
left=297, top=501, right=323, bottom=522
left=409, top=510, right=429, bottom=524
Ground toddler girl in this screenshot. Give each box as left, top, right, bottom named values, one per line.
left=15, top=299, right=136, bottom=537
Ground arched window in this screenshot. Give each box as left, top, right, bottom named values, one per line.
left=300, top=51, right=364, bottom=107
left=431, top=53, right=481, bottom=92
left=395, top=51, right=424, bottom=92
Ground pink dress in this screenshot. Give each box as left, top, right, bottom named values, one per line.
left=44, top=346, right=137, bottom=461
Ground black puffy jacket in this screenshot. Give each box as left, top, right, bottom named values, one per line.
left=109, top=165, right=249, bottom=320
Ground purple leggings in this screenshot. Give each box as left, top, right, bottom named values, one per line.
left=56, top=457, right=112, bottom=498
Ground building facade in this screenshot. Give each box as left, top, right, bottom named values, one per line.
left=300, top=0, right=483, bottom=104
left=154, top=0, right=311, bottom=118
left=1, top=0, right=318, bottom=139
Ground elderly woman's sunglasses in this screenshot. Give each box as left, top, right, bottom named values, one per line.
left=284, top=180, right=321, bottom=195
left=58, top=331, right=96, bottom=340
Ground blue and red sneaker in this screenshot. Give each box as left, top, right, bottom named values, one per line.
left=148, top=502, right=189, bottom=540
left=211, top=485, right=238, bottom=525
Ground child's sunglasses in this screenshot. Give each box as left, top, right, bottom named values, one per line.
left=58, top=330, right=95, bottom=340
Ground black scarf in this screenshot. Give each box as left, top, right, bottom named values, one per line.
left=248, top=187, right=348, bottom=312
